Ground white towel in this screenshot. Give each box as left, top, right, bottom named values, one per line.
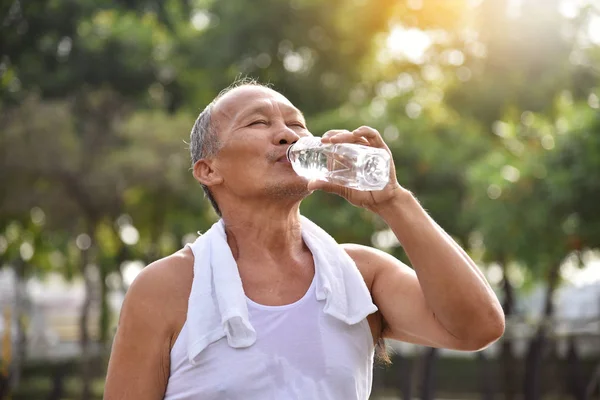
left=185, top=215, right=378, bottom=365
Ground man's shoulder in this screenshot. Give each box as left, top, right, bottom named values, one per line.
left=122, top=247, right=194, bottom=326
left=340, top=243, right=380, bottom=289
left=340, top=243, right=406, bottom=289
left=340, top=243, right=370, bottom=258
left=341, top=243, right=405, bottom=265
left=129, top=247, right=194, bottom=296
left=340, top=243, right=385, bottom=265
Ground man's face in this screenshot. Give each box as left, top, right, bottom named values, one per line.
left=208, top=85, right=312, bottom=202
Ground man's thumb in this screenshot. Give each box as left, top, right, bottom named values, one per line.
left=307, top=179, right=343, bottom=195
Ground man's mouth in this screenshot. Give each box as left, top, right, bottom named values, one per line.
left=276, top=154, right=290, bottom=164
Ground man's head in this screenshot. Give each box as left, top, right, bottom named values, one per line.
left=190, top=79, right=311, bottom=217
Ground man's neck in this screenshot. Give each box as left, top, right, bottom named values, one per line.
left=221, top=202, right=305, bottom=263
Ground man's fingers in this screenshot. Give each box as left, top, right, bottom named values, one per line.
left=352, top=126, right=378, bottom=138
left=322, top=129, right=352, bottom=140
left=323, top=132, right=370, bottom=145
left=322, top=126, right=388, bottom=148
left=352, top=126, right=386, bottom=147
left=307, top=179, right=333, bottom=192
left=307, top=179, right=347, bottom=197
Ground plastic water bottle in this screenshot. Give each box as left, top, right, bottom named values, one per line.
left=286, top=136, right=391, bottom=191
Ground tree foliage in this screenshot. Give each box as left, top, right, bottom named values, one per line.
left=1, top=0, right=600, bottom=397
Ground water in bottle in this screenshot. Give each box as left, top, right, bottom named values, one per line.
left=286, top=136, right=391, bottom=191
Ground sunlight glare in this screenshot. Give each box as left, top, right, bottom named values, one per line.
left=119, top=224, right=140, bottom=246
left=568, top=260, right=600, bottom=286
left=122, top=260, right=144, bottom=287
left=562, top=251, right=600, bottom=287
left=589, top=15, right=600, bottom=45
left=191, top=11, right=210, bottom=31
left=386, top=26, right=432, bottom=64
left=558, top=0, right=578, bottom=19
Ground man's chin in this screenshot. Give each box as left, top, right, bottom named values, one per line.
left=264, top=180, right=311, bottom=199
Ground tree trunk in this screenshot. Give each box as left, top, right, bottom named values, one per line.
left=565, top=337, right=586, bottom=400
left=478, top=351, right=495, bottom=400
left=0, top=378, right=7, bottom=400
left=394, top=351, right=413, bottom=400
left=98, top=242, right=127, bottom=347
left=79, top=242, right=93, bottom=400
left=420, top=347, right=438, bottom=400
left=500, top=259, right=516, bottom=400
left=524, top=332, right=546, bottom=400
left=46, top=364, right=66, bottom=400
left=0, top=307, right=11, bottom=400
left=99, top=260, right=109, bottom=345
left=584, top=362, right=600, bottom=400
left=10, top=259, right=27, bottom=393
left=523, top=262, right=561, bottom=400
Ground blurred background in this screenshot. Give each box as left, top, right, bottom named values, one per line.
left=1, top=0, right=600, bottom=399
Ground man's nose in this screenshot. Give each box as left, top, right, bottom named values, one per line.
left=274, top=125, right=300, bottom=145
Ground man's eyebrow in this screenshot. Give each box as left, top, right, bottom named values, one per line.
left=294, top=109, right=307, bottom=122
left=237, top=104, right=271, bottom=120
left=281, top=105, right=306, bottom=122
left=234, top=103, right=305, bottom=123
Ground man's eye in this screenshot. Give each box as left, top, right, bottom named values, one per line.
left=249, top=120, right=268, bottom=126
left=288, top=122, right=306, bottom=129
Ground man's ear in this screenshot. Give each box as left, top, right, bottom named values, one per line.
left=193, top=159, right=223, bottom=187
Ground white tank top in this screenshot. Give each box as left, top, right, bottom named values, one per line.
left=164, top=274, right=375, bottom=399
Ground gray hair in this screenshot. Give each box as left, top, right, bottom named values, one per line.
left=190, top=77, right=268, bottom=216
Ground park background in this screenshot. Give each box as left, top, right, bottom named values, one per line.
left=1, top=0, right=600, bottom=399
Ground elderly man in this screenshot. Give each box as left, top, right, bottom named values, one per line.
left=104, top=81, right=504, bottom=399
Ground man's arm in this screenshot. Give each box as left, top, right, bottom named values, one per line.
left=348, top=190, right=504, bottom=351
left=104, top=260, right=182, bottom=399
left=309, top=126, right=504, bottom=351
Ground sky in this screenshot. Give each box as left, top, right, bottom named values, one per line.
left=383, top=0, right=600, bottom=64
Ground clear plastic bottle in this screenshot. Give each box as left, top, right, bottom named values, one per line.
left=286, top=136, right=391, bottom=191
